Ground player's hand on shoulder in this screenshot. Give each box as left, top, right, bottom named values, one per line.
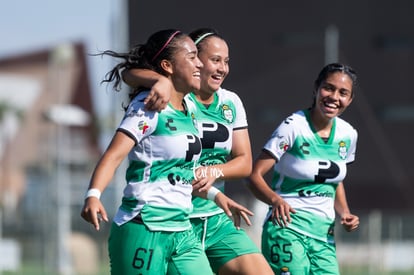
left=144, top=77, right=172, bottom=111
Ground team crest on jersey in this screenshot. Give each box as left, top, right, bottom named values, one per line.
left=278, top=140, right=289, bottom=152
left=191, top=112, right=198, bottom=129
left=273, top=131, right=289, bottom=153
left=221, top=104, right=234, bottom=123
left=138, top=120, right=149, bottom=134
left=338, top=141, right=347, bottom=160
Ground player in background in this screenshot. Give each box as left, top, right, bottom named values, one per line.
left=248, top=63, right=360, bottom=275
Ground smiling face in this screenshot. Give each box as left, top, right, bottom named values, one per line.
left=168, top=36, right=203, bottom=94
left=313, top=71, right=354, bottom=121
left=197, top=36, right=229, bottom=99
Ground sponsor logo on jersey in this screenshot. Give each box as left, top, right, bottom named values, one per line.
left=298, top=189, right=334, bottom=198
left=221, top=104, right=234, bottom=123
left=278, top=140, right=289, bottom=152
left=167, top=172, right=192, bottom=186
left=338, top=141, right=347, bottom=160
left=272, top=131, right=290, bottom=154
left=138, top=120, right=149, bottom=134
left=283, top=116, right=294, bottom=125
left=299, top=142, right=310, bottom=155
left=165, top=118, right=177, bottom=131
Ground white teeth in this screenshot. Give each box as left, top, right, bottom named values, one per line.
left=324, top=102, right=337, bottom=108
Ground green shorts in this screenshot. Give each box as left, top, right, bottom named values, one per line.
left=108, top=221, right=213, bottom=275
left=261, top=220, right=339, bottom=275
left=191, top=212, right=261, bottom=273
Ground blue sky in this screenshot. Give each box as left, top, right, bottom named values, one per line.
left=0, top=0, right=124, bottom=118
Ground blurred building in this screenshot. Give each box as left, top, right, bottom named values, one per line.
left=0, top=42, right=101, bottom=273
left=0, top=42, right=99, bottom=222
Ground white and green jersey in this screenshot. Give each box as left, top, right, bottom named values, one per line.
left=113, top=91, right=202, bottom=231
left=263, top=109, right=357, bottom=243
left=188, top=88, right=248, bottom=218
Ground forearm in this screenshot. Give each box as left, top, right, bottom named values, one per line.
left=86, top=131, right=134, bottom=194
left=87, top=156, right=120, bottom=194
left=247, top=172, right=279, bottom=205
left=214, top=128, right=251, bottom=179
left=193, top=186, right=221, bottom=200
left=247, top=152, right=278, bottom=205
left=122, top=68, right=163, bottom=88
left=207, top=154, right=252, bottom=181
left=82, top=151, right=124, bottom=230
left=335, top=182, right=351, bottom=216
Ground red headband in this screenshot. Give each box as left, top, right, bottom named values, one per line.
left=151, top=31, right=181, bottom=62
